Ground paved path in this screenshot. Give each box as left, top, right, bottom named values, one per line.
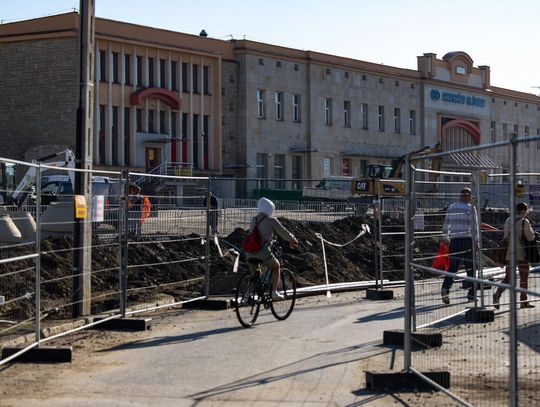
left=1, top=292, right=433, bottom=407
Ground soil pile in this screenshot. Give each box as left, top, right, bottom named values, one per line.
left=7, top=209, right=527, bottom=316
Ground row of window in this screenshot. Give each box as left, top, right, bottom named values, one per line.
left=97, top=105, right=210, bottom=167
left=257, top=58, right=418, bottom=90
left=256, top=90, right=417, bottom=134
left=489, top=121, right=540, bottom=148
left=98, top=50, right=211, bottom=94
left=256, top=153, right=303, bottom=189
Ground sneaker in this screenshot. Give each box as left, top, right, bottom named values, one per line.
left=493, top=293, right=500, bottom=310
left=467, top=292, right=476, bottom=302
left=441, top=289, right=450, bottom=304
left=272, top=290, right=284, bottom=301
left=520, top=302, right=535, bottom=309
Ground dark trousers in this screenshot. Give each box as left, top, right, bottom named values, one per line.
left=442, top=237, right=475, bottom=293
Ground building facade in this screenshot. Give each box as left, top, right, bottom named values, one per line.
left=1, top=12, right=539, bottom=190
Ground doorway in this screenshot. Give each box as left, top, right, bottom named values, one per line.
left=145, top=147, right=160, bottom=172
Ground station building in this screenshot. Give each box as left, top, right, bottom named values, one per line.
left=1, top=12, right=539, bottom=189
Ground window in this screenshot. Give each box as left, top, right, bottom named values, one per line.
left=394, top=108, right=401, bottom=133
left=294, top=64, right=299, bottom=71
left=136, top=108, right=142, bottom=132
left=361, top=103, right=368, bottom=129
left=378, top=106, right=385, bottom=131
left=182, top=63, right=188, bottom=91
left=99, top=50, right=106, bottom=82
left=192, top=64, right=199, bottom=93
left=124, top=54, right=131, bottom=85
left=525, top=126, right=530, bottom=146
left=292, top=156, right=302, bottom=190
left=256, top=153, right=268, bottom=187
left=159, top=59, right=166, bottom=88
left=171, top=61, right=177, bottom=91
left=275, top=92, right=283, bottom=120
left=257, top=89, right=266, bottom=118
left=171, top=112, right=177, bottom=138
left=324, top=98, right=333, bottom=125
left=490, top=121, right=496, bottom=143
left=203, top=115, right=209, bottom=169
left=124, top=108, right=130, bottom=165
left=513, top=124, right=519, bottom=138
left=323, top=157, right=331, bottom=177
left=159, top=110, right=166, bottom=134
left=456, top=66, right=466, bottom=75
left=112, top=106, right=118, bottom=165
left=503, top=123, right=508, bottom=140
left=292, top=94, right=301, bottom=122
left=274, top=154, right=286, bottom=189
left=112, top=52, right=119, bottom=83
left=136, top=56, right=143, bottom=87
left=148, top=57, right=154, bottom=87
left=276, top=61, right=282, bottom=68
left=182, top=113, right=188, bottom=139
left=148, top=110, right=155, bottom=133
left=203, top=66, right=210, bottom=94
left=259, top=58, right=264, bottom=65
left=192, top=114, right=199, bottom=168
left=344, top=101, right=351, bottom=127
left=409, top=110, right=416, bottom=135
left=98, top=105, right=106, bottom=164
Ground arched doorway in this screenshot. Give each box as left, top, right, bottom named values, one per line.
left=441, top=119, right=480, bottom=152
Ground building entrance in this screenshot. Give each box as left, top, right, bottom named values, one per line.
left=145, top=147, right=160, bottom=172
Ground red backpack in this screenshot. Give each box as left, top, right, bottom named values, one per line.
left=242, top=216, right=265, bottom=253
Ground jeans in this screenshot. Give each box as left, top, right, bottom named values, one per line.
left=442, top=237, right=476, bottom=294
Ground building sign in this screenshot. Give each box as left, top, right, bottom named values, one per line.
left=430, top=89, right=486, bottom=108
left=342, top=159, right=350, bottom=176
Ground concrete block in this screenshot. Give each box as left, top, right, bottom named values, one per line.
left=383, top=330, right=443, bottom=349
left=2, top=346, right=72, bottom=363
left=465, top=307, right=495, bottom=323
left=365, top=370, right=450, bottom=391
left=92, top=317, right=152, bottom=331
left=365, top=289, right=394, bottom=300
left=182, top=298, right=231, bottom=310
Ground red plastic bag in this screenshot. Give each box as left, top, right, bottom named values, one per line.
left=432, top=242, right=450, bottom=271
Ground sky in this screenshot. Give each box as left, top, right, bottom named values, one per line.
left=1, top=0, right=539, bottom=95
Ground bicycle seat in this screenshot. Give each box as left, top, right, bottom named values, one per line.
left=247, top=258, right=263, bottom=266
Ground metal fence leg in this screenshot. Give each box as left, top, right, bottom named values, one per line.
left=404, top=155, right=412, bottom=371
left=120, top=170, right=129, bottom=318
left=35, top=164, right=42, bottom=345
left=204, top=180, right=211, bottom=298
left=508, top=136, right=518, bottom=407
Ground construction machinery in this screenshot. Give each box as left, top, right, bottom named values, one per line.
left=9, top=149, right=76, bottom=207
left=351, top=143, right=442, bottom=198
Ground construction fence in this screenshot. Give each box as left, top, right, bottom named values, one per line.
left=401, top=135, right=540, bottom=406
left=0, top=160, right=367, bottom=365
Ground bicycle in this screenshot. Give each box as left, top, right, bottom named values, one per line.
left=234, top=244, right=297, bottom=328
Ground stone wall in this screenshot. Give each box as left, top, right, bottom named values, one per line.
left=0, top=37, right=78, bottom=165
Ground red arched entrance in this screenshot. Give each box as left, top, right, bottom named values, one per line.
left=441, top=119, right=481, bottom=151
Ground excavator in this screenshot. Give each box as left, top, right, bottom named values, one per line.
left=8, top=149, right=76, bottom=208
left=351, top=143, right=442, bottom=198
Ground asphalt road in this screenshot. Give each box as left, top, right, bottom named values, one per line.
left=0, top=292, right=425, bottom=407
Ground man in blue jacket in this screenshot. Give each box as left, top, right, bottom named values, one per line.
left=440, top=188, right=480, bottom=304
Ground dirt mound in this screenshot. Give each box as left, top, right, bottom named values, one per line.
left=1, top=215, right=442, bottom=318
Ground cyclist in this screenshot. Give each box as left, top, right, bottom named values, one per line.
left=246, top=197, right=299, bottom=300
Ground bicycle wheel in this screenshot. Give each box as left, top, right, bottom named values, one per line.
left=235, top=274, right=260, bottom=328
left=270, top=268, right=296, bottom=320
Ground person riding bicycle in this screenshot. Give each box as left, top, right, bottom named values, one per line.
left=246, top=197, right=299, bottom=301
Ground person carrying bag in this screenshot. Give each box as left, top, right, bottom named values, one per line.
left=493, top=202, right=536, bottom=309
